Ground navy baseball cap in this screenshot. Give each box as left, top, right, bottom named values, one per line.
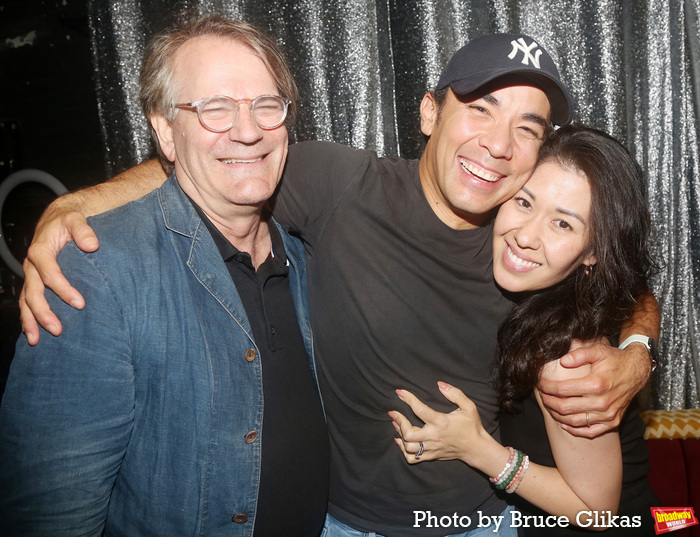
left=437, top=34, right=574, bottom=125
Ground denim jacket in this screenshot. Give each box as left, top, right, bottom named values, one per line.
left=0, top=176, right=318, bottom=537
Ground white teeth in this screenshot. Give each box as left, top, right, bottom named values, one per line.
left=459, top=158, right=500, bottom=182
left=506, top=245, right=540, bottom=268
left=220, top=157, right=264, bottom=164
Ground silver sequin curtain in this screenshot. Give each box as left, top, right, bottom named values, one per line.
left=87, top=0, right=700, bottom=410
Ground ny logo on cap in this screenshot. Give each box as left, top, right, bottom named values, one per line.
left=508, top=38, right=542, bottom=68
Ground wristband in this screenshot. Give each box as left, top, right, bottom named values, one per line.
left=490, top=446, right=516, bottom=484
left=495, top=450, right=523, bottom=490
left=619, top=334, right=658, bottom=372
left=506, top=455, right=530, bottom=494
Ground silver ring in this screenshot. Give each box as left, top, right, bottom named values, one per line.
left=586, top=412, right=591, bottom=428
left=415, top=442, right=424, bottom=459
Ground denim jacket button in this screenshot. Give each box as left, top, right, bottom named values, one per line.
left=245, top=431, right=258, bottom=443
left=232, top=513, right=249, bottom=523
left=245, top=349, right=256, bottom=362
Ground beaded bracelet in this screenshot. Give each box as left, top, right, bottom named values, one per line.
left=506, top=455, right=530, bottom=493
left=504, top=454, right=525, bottom=490
left=505, top=455, right=530, bottom=494
left=495, top=450, right=523, bottom=490
left=490, top=446, right=516, bottom=484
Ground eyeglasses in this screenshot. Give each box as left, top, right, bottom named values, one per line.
left=173, top=95, right=291, bottom=131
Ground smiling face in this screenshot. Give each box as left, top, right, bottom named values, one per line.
left=492, top=160, right=597, bottom=293
left=150, top=36, right=288, bottom=218
left=418, top=84, right=551, bottom=230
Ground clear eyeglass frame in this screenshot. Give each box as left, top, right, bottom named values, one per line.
left=173, top=94, right=291, bottom=132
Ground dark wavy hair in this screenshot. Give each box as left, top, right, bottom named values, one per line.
left=496, top=124, right=656, bottom=412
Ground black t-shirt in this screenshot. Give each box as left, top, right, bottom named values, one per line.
left=500, top=396, right=659, bottom=536
left=273, top=141, right=514, bottom=536
left=192, top=200, right=329, bottom=537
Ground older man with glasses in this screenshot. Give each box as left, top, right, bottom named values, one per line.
left=0, top=15, right=329, bottom=537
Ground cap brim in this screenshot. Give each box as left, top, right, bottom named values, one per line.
left=447, top=69, right=573, bottom=125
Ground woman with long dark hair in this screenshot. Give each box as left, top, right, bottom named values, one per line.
left=391, top=124, right=659, bottom=535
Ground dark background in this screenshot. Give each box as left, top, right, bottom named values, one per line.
left=0, top=0, right=105, bottom=394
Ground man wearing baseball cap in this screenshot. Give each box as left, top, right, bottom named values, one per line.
left=20, top=31, right=657, bottom=536
left=436, top=34, right=573, bottom=124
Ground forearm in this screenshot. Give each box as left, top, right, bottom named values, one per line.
left=489, top=367, right=622, bottom=521
left=620, top=291, right=660, bottom=341
left=465, top=431, right=619, bottom=526
left=541, top=391, right=620, bottom=509
left=617, top=290, right=661, bottom=394
left=46, top=158, right=167, bottom=219
left=537, top=293, right=661, bottom=436
left=509, top=464, right=614, bottom=528
left=391, top=386, right=619, bottom=526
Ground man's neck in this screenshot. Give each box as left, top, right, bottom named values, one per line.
left=206, top=211, right=271, bottom=270
left=182, top=184, right=272, bottom=269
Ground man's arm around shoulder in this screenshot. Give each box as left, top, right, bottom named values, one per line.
left=538, top=291, right=660, bottom=439
left=20, top=159, right=167, bottom=343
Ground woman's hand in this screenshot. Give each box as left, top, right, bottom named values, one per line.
left=389, top=381, right=496, bottom=467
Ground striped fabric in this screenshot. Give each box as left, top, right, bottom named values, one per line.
left=641, top=409, right=700, bottom=439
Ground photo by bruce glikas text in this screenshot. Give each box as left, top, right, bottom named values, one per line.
left=412, top=510, right=642, bottom=531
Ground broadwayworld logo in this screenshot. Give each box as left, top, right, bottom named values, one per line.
left=651, top=507, right=698, bottom=534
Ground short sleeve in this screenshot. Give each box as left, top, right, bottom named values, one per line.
left=272, top=141, right=374, bottom=248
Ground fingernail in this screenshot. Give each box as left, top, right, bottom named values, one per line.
left=388, top=411, right=396, bottom=419
left=70, top=300, right=83, bottom=309
left=396, top=389, right=405, bottom=399
left=47, top=324, right=58, bottom=335
left=438, top=381, right=450, bottom=391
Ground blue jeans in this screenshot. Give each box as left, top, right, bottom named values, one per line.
left=321, top=506, right=518, bottom=537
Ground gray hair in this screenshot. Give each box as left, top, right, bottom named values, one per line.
left=139, top=14, right=298, bottom=172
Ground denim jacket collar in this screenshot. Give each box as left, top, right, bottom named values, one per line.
left=155, top=175, right=316, bottom=385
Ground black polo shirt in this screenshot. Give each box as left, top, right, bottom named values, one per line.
left=189, top=199, right=329, bottom=537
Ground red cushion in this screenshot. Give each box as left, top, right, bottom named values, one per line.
left=645, top=439, right=688, bottom=505
left=681, top=440, right=700, bottom=536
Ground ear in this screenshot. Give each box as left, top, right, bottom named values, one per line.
left=419, top=92, right=438, bottom=136
left=151, top=113, right=176, bottom=163
left=583, top=254, right=598, bottom=269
